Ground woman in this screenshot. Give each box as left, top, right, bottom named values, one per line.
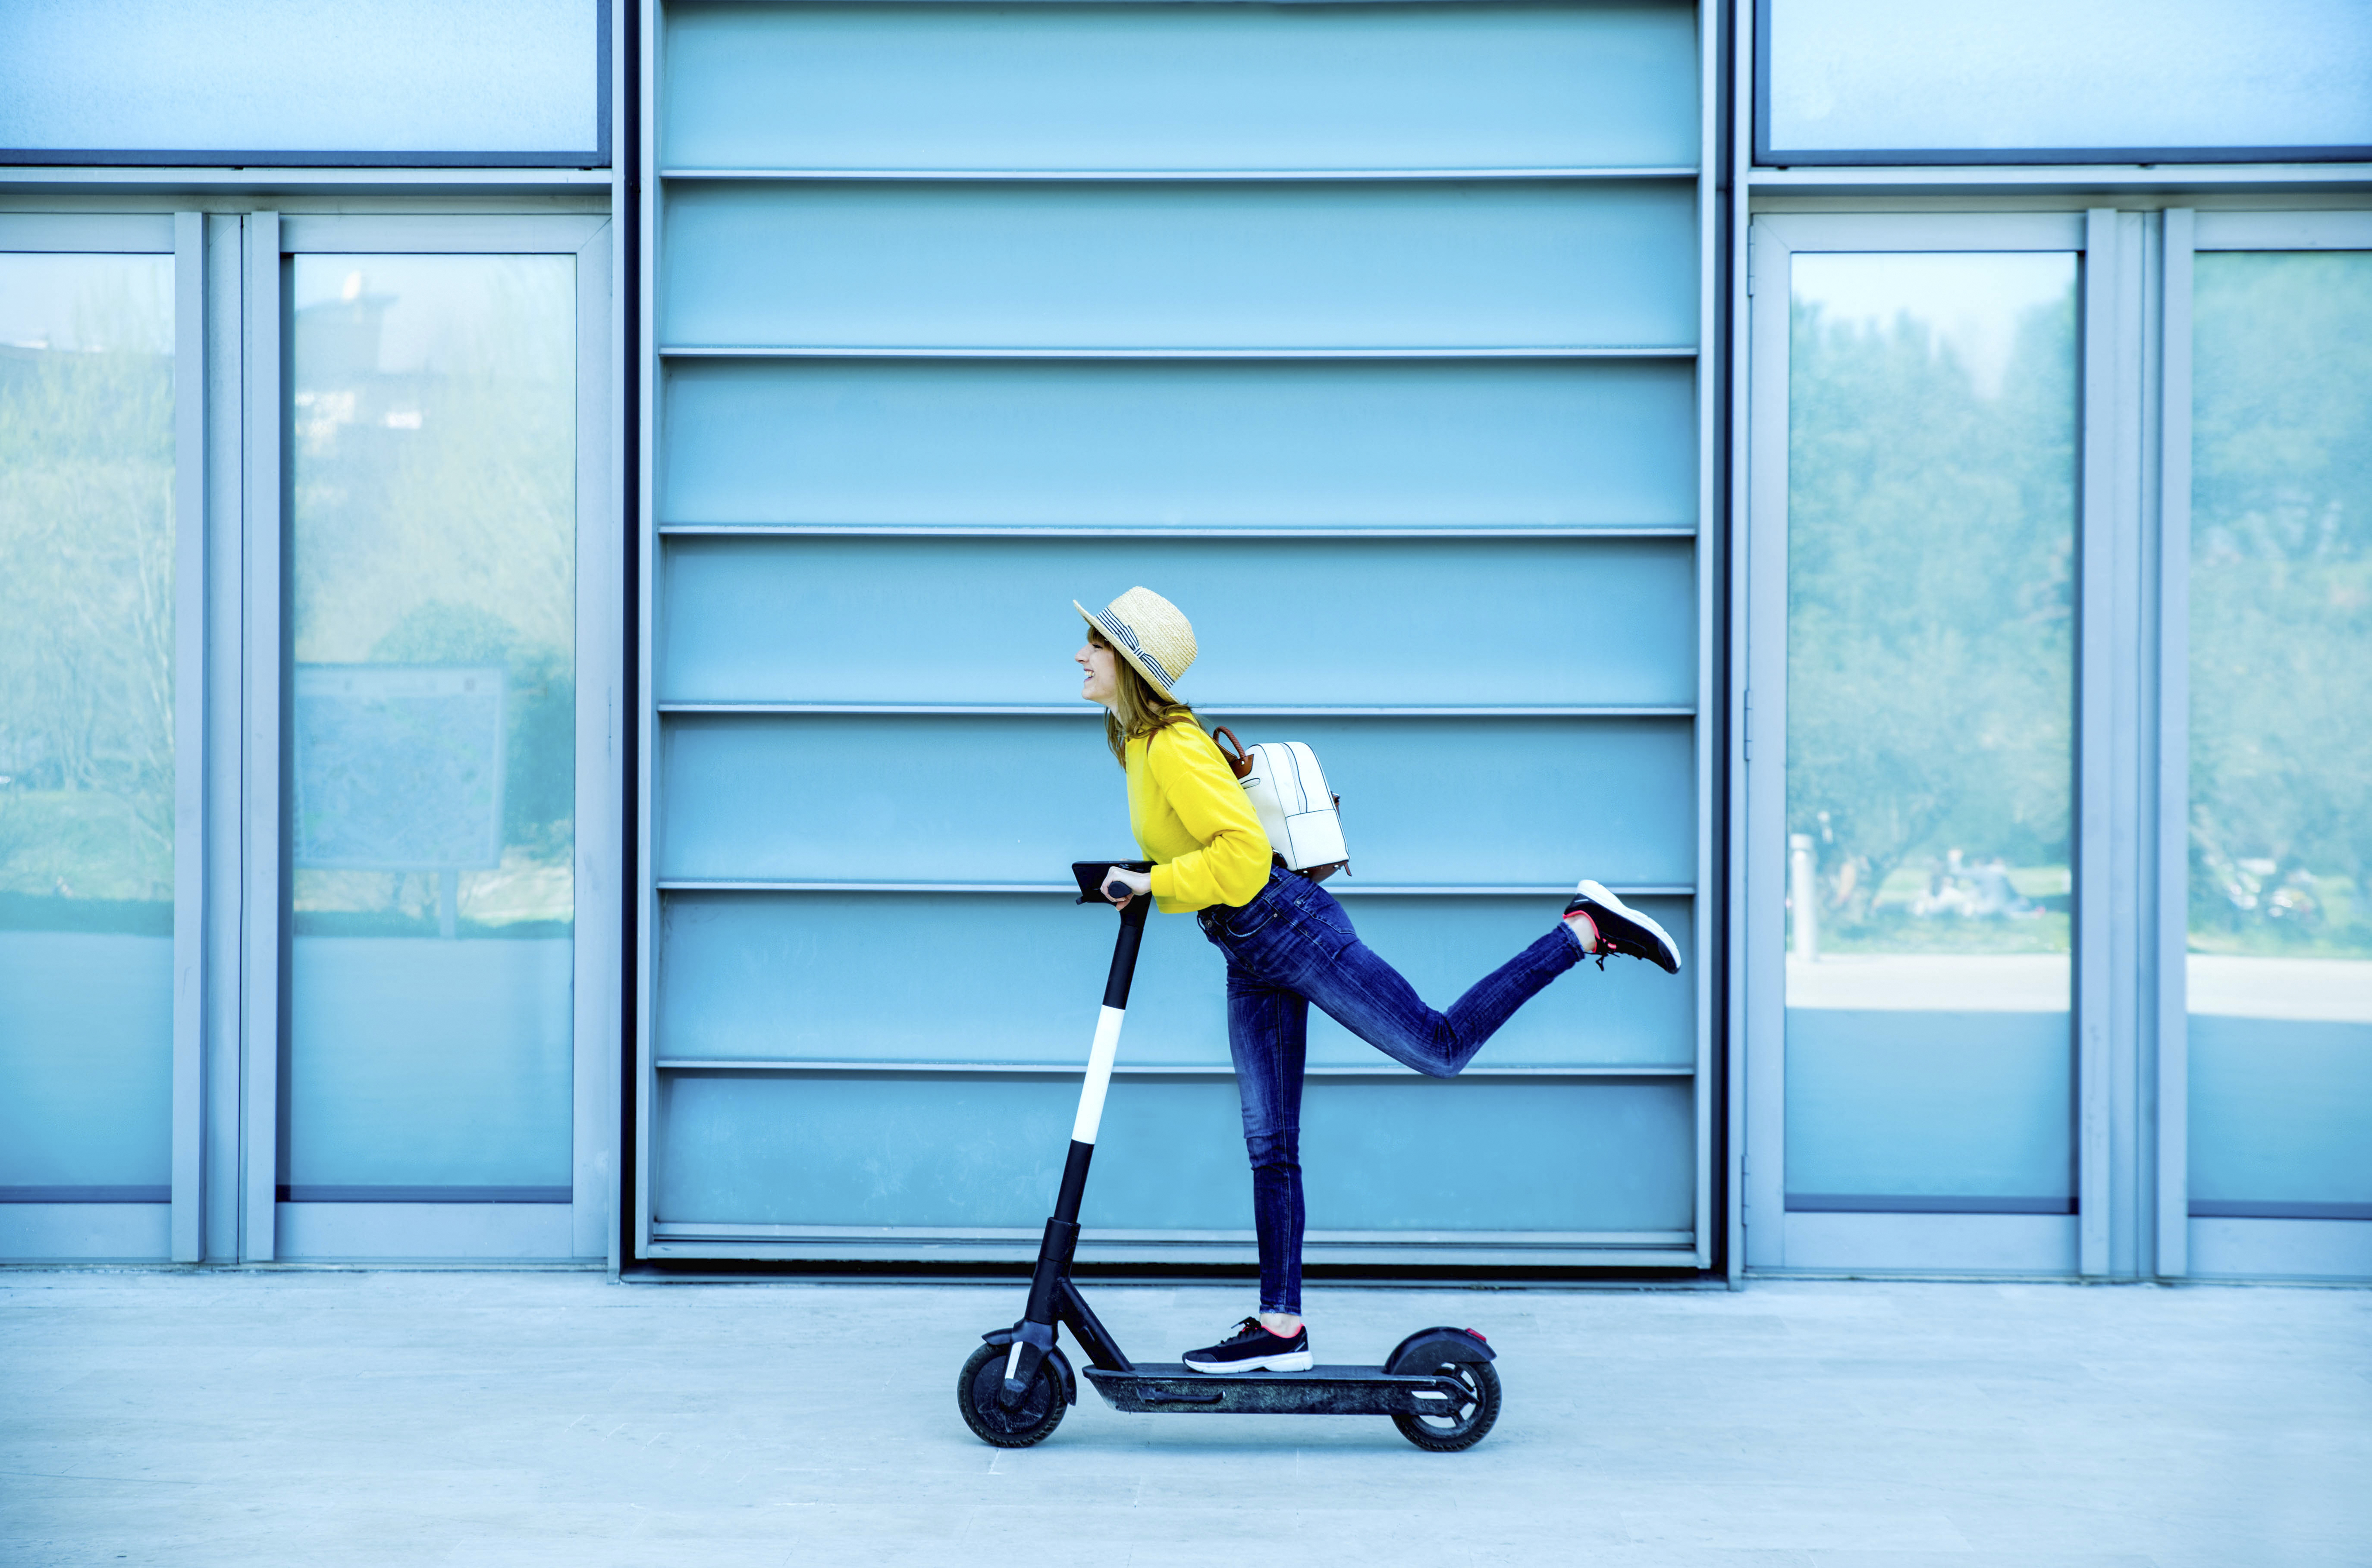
left=1074, top=586, right=1680, bottom=1374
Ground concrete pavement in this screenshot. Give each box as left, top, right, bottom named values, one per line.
left=2, top=1270, right=2366, bottom=1567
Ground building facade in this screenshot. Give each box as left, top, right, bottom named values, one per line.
left=1, top=0, right=2365, bottom=1285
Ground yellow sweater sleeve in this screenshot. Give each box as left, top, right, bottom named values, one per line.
left=1144, top=722, right=1271, bottom=913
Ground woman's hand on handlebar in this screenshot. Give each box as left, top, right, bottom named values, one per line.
left=1102, top=866, right=1153, bottom=908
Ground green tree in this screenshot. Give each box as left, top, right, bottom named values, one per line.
left=1785, top=287, right=2076, bottom=953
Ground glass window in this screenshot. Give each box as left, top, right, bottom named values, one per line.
left=1766, top=0, right=2372, bottom=160
left=0, top=252, right=176, bottom=1203
left=0, top=0, right=599, bottom=158
left=2187, top=250, right=2372, bottom=1228
left=1784, top=251, right=2079, bottom=1215
left=284, top=254, right=576, bottom=1203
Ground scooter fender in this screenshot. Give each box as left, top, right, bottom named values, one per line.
left=1384, top=1326, right=1496, bottom=1374
left=980, top=1328, right=1078, bottom=1405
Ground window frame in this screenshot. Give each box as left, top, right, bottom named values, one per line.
left=1752, top=2, right=2372, bottom=169
left=0, top=213, right=203, bottom=1261
left=241, top=213, right=616, bottom=1264
left=2159, top=206, right=2372, bottom=1283
left=1742, top=210, right=2123, bottom=1278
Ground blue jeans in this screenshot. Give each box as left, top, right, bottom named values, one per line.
left=1197, top=868, right=1579, bottom=1315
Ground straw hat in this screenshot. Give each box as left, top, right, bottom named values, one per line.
left=1074, top=586, right=1197, bottom=702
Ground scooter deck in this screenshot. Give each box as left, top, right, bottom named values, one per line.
left=1083, top=1364, right=1472, bottom=1417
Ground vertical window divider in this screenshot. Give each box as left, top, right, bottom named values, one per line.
left=239, top=210, right=282, bottom=1262
left=2153, top=209, right=2195, bottom=1279
left=1738, top=216, right=1792, bottom=1270
left=574, top=219, right=621, bottom=1264
left=171, top=211, right=207, bottom=1263
left=2077, top=206, right=2155, bottom=1279
left=1693, top=0, right=1719, bottom=1276
left=203, top=212, right=246, bottom=1261
left=633, top=5, right=661, bottom=1265
left=2076, top=208, right=2116, bottom=1277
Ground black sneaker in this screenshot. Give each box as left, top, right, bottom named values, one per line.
left=1183, top=1317, right=1313, bottom=1374
left=1564, top=880, right=1682, bottom=973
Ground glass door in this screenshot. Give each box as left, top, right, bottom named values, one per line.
left=1746, top=216, right=2086, bottom=1274
left=2176, top=217, right=2372, bottom=1281
left=264, top=216, right=612, bottom=1262
left=0, top=240, right=180, bottom=1257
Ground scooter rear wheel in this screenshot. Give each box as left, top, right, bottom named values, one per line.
left=958, top=1341, right=1067, bottom=1448
left=1391, top=1358, right=1500, bottom=1452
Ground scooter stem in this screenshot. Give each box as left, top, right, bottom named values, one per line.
left=1069, top=891, right=1149, bottom=1170
left=1005, top=887, right=1149, bottom=1402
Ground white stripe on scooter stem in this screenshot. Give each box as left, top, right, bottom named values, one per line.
left=1070, top=1005, right=1126, bottom=1145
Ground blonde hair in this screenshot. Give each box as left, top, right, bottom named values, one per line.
left=1089, top=627, right=1198, bottom=764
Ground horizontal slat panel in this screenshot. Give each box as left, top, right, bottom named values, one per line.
left=661, top=1, right=1701, bottom=172
left=657, top=714, right=1694, bottom=887
left=659, top=536, right=1696, bottom=708
left=657, top=891, right=1694, bottom=1069
left=660, top=180, right=1697, bottom=350
left=653, top=1072, right=1695, bottom=1232
left=660, top=358, right=1696, bottom=530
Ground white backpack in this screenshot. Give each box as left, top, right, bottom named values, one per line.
left=1211, top=727, right=1349, bottom=879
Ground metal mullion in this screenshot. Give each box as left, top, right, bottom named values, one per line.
left=238, top=212, right=282, bottom=1262
left=201, top=213, right=246, bottom=1260
left=1724, top=0, right=1757, bottom=1289
left=633, top=0, right=663, bottom=1268
left=2155, top=210, right=2196, bottom=1279
left=1692, top=0, right=1720, bottom=1275
left=573, top=221, right=620, bottom=1264
left=2075, top=208, right=2123, bottom=1279
left=1739, top=218, right=1793, bottom=1270
left=610, top=0, right=635, bottom=1278
left=170, top=212, right=207, bottom=1264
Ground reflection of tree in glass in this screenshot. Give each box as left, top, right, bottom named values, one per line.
left=0, top=267, right=175, bottom=926
left=290, top=256, right=574, bottom=933
left=2191, top=253, right=2372, bottom=957
left=1786, top=286, right=2075, bottom=954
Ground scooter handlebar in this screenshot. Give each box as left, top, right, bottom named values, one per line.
left=1071, top=860, right=1153, bottom=906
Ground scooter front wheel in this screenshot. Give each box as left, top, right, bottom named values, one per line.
left=957, top=1341, right=1067, bottom=1448
left=1391, top=1358, right=1501, bottom=1452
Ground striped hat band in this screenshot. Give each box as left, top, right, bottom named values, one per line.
left=1075, top=586, right=1197, bottom=701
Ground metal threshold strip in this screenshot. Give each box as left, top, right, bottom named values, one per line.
left=652, top=1059, right=1693, bottom=1078
left=654, top=523, right=1701, bottom=538
left=653, top=880, right=1696, bottom=897
left=656, top=345, right=1699, bottom=360
left=647, top=1222, right=1696, bottom=1248
left=659, top=166, right=1701, bottom=182
left=655, top=702, right=1695, bottom=718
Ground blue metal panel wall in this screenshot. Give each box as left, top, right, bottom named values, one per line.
left=644, top=0, right=1707, bottom=1266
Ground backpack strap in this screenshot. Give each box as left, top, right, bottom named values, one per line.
left=1210, top=725, right=1254, bottom=780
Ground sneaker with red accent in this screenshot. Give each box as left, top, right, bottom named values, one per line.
left=1563, top=881, right=1682, bottom=973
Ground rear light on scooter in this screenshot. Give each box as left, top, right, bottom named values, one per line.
left=1464, top=1329, right=1487, bottom=1343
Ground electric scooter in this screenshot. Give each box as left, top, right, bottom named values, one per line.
left=956, top=861, right=1500, bottom=1452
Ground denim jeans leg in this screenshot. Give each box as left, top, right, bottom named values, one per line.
left=1287, top=889, right=1578, bottom=1078
left=1225, top=960, right=1307, bottom=1317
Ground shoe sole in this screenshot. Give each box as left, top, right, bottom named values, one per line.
left=1182, top=1350, right=1315, bottom=1374
left=1575, top=880, right=1683, bottom=973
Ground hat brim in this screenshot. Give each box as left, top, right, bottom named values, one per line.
left=1075, top=600, right=1180, bottom=702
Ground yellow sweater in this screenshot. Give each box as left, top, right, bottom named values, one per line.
left=1126, top=719, right=1272, bottom=913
